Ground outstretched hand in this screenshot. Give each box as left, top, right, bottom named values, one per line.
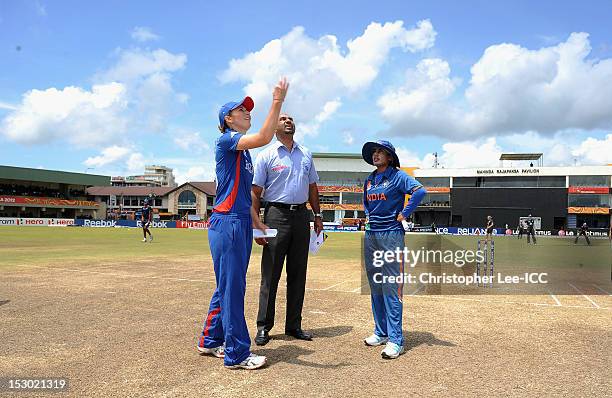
left=313, top=217, right=324, bottom=236
left=254, top=220, right=270, bottom=246
left=273, top=77, right=289, bottom=103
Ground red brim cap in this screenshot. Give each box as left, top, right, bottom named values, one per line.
left=241, top=96, right=254, bottom=112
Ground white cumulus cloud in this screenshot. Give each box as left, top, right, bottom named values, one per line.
left=126, top=153, right=146, bottom=173
left=174, top=166, right=215, bottom=185
left=1, top=83, right=128, bottom=146
left=498, top=130, right=612, bottom=166
left=220, top=20, right=435, bottom=136
left=96, top=48, right=188, bottom=133
left=99, top=48, right=186, bottom=83
left=299, top=99, right=342, bottom=138
left=571, top=134, right=612, bottom=165
left=0, top=101, right=17, bottom=110
left=398, top=138, right=503, bottom=168
left=172, top=128, right=210, bottom=153
left=379, top=32, right=612, bottom=139
left=398, top=133, right=612, bottom=169
left=84, top=145, right=132, bottom=168
left=1, top=46, right=187, bottom=147
left=83, top=145, right=146, bottom=174
left=131, top=27, right=160, bottom=42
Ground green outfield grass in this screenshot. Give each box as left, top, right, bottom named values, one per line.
left=0, top=227, right=208, bottom=267
left=0, top=226, right=362, bottom=268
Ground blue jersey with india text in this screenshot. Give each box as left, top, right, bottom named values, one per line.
left=213, top=130, right=254, bottom=215
left=363, top=167, right=423, bottom=232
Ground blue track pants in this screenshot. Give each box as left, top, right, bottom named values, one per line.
left=364, top=230, right=405, bottom=346
left=199, top=212, right=253, bottom=366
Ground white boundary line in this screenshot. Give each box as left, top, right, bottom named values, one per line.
left=548, top=292, right=562, bottom=307
left=407, top=294, right=608, bottom=310
left=409, top=285, right=425, bottom=296
left=322, top=279, right=354, bottom=291
left=351, top=284, right=369, bottom=293
left=593, top=284, right=612, bottom=296
left=568, top=283, right=600, bottom=309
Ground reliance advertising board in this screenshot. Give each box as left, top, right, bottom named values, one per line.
left=433, top=227, right=503, bottom=235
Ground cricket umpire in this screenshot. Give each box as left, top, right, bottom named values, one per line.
left=526, top=214, right=537, bottom=244
left=574, top=222, right=591, bottom=245
left=251, top=113, right=323, bottom=345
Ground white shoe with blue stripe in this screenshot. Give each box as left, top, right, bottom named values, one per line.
left=381, top=342, right=405, bottom=359
left=225, top=353, right=267, bottom=370
left=197, top=343, right=225, bottom=358
left=364, top=334, right=389, bottom=346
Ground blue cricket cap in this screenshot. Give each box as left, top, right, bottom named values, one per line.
left=218, top=96, right=254, bottom=130
left=362, top=140, right=401, bottom=168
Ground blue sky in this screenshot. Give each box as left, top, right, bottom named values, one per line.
left=1, top=0, right=612, bottom=183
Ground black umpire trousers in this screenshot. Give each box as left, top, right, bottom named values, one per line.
left=575, top=231, right=591, bottom=245
left=256, top=204, right=310, bottom=333
left=527, top=227, right=537, bottom=244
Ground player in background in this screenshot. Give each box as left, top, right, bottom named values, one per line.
left=574, top=222, right=591, bottom=245
left=141, top=198, right=153, bottom=242
left=485, top=216, right=494, bottom=241
left=526, top=215, right=536, bottom=244
left=517, top=219, right=525, bottom=239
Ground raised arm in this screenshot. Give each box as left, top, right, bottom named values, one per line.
left=236, top=78, right=289, bottom=150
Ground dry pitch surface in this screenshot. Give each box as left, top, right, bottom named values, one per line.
left=1, top=227, right=611, bottom=397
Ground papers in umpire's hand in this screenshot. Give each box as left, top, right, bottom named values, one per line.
left=309, top=230, right=327, bottom=254
left=253, top=229, right=278, bottom=239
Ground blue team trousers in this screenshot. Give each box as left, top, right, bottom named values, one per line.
left=199, top=212, right=253, bottom=366
left=364, top=230, right=405, bottom=346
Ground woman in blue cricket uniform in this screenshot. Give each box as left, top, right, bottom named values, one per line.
left=197, top=78, right=289, bottom=370
left=361, top=140, right=426, bottom=359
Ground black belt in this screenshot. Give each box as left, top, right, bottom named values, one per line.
left=267, top=202, right=307, bottom=211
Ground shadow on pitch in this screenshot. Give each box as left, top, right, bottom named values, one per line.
left=0, top=300, right=10, bottom=307
left=258, top=326, right=354, bottom=368
left=254, top=345, right=353, bottom=369
left=404, top=330, right=456, bottom=352
left=271, top=325, right=353, bottom=341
